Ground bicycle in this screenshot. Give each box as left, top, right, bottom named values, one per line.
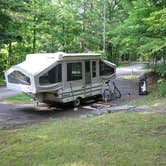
left=103, top=80, right=121, bottom=101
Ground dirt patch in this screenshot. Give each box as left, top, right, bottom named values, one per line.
left=150, top=105, right=166, bottom=115
left=151, top=111, right=166, bottom=115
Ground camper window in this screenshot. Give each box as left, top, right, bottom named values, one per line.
left=99, top=61, right=114, bottom=76
left=8, top=71, right=30, bottom=85
left=39, top=64, right=62, bottom=85
left=92, top=61, right=96, bottom=77
left=67, top=62, right=82, bottom=81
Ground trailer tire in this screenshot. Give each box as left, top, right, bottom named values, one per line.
left=74, top=97, right=81, bottom=107
left=95, top=94, right=102, bottom=101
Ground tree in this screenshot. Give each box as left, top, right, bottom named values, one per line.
left=138, top=8, right=166, bottom=62
left=0, top=0, right=26, bottom=68
left=108, top=0, right=166, bottom=62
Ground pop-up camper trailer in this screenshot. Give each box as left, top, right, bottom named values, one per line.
left=5, top=52, right=116, bottom=106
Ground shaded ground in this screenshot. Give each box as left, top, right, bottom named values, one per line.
left=0, top=102, right=95, bottom=128
left=0, top=63, right=148, bottom=128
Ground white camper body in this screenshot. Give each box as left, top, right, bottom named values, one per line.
left=5, top=52, right=116, bottom=104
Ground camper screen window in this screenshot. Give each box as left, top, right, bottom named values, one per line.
left=8, top=71, right=30, bottom=85
left=39, top=64, right=62, bottom=85
left=92, top=61, right=96, bottom=77
left=99, top=61, right=114, bottom=76
left=67, top=63, right=82, bottom=81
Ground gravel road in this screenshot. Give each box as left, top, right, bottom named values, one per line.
left=0, top=63, right=145, bottom=128
left=0, top=87, right=21, bottom=99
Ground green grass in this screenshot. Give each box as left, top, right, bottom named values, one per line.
left=121, top=74, right=139, bottom=80
left=129, top=93, right=166, bottom=107
left=0, top=112, right=165, bottom=166
left=2, top=82, right=166, bottom=165
left=5, top=93, right=32, bottom=103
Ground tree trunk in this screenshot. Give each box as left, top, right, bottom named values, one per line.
left=163, top=48, right=165, bottom=65
left=106, top=42, right=112, bottom=61
left=114, top=46, right=118, bottom=64
left=62, top=23, right=65, bottom=52
left=51, top=38, right=54, bottom=53
left=32, top=16, right=37, bottom=53
left=163, top=55, right=165, bottom=65
left=103, top=0, right=106, bottom=52
left=81, top=0, right=86, bottom=52
left=154, top=54, right=157, bottom=66
left=8, top=42, right=12, bottom=66
left=32, top=27, right=36, bottom=53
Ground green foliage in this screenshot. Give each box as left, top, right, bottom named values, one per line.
left=0, top=0, right=27, bottom=72
left=0, top=0, right=109, bottom=78
left=0, top=0, right=26, bottom=44
left=139, top=7, right=166, bottom=56
left=109, top=0, right=166, bottom=62
left=0, top=0, right=165, bottom=77
left=157, top=79, right=166, bottom=97
left=0, top=77, right=5, bottom=86
left=153, top=63, right=166, bottom=77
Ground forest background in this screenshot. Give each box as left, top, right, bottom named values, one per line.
left=0, top=0, right=165, bottom=80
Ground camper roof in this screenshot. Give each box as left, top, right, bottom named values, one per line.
left=26, top=52, right=100, bottom=61
left=10, top=52, right=101, bottom=76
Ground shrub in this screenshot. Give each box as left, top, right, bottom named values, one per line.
left=154, top=63, right=166, bottom=78
left=157, top=79, right=166, bottom=97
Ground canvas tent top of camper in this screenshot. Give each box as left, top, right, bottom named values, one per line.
left=6, top=52, right=116, bottom=76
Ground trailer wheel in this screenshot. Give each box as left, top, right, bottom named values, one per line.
left=95, top=94, right=102, bottom=101
left=74, top=97, right=81, bottom=107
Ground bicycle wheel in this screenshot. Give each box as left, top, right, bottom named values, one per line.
left=114, top=87, right=121, bottom=98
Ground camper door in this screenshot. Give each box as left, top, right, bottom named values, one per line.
left=84, top=61, right=92, bottom=97
left=85, top=61, right=91, bottom=84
